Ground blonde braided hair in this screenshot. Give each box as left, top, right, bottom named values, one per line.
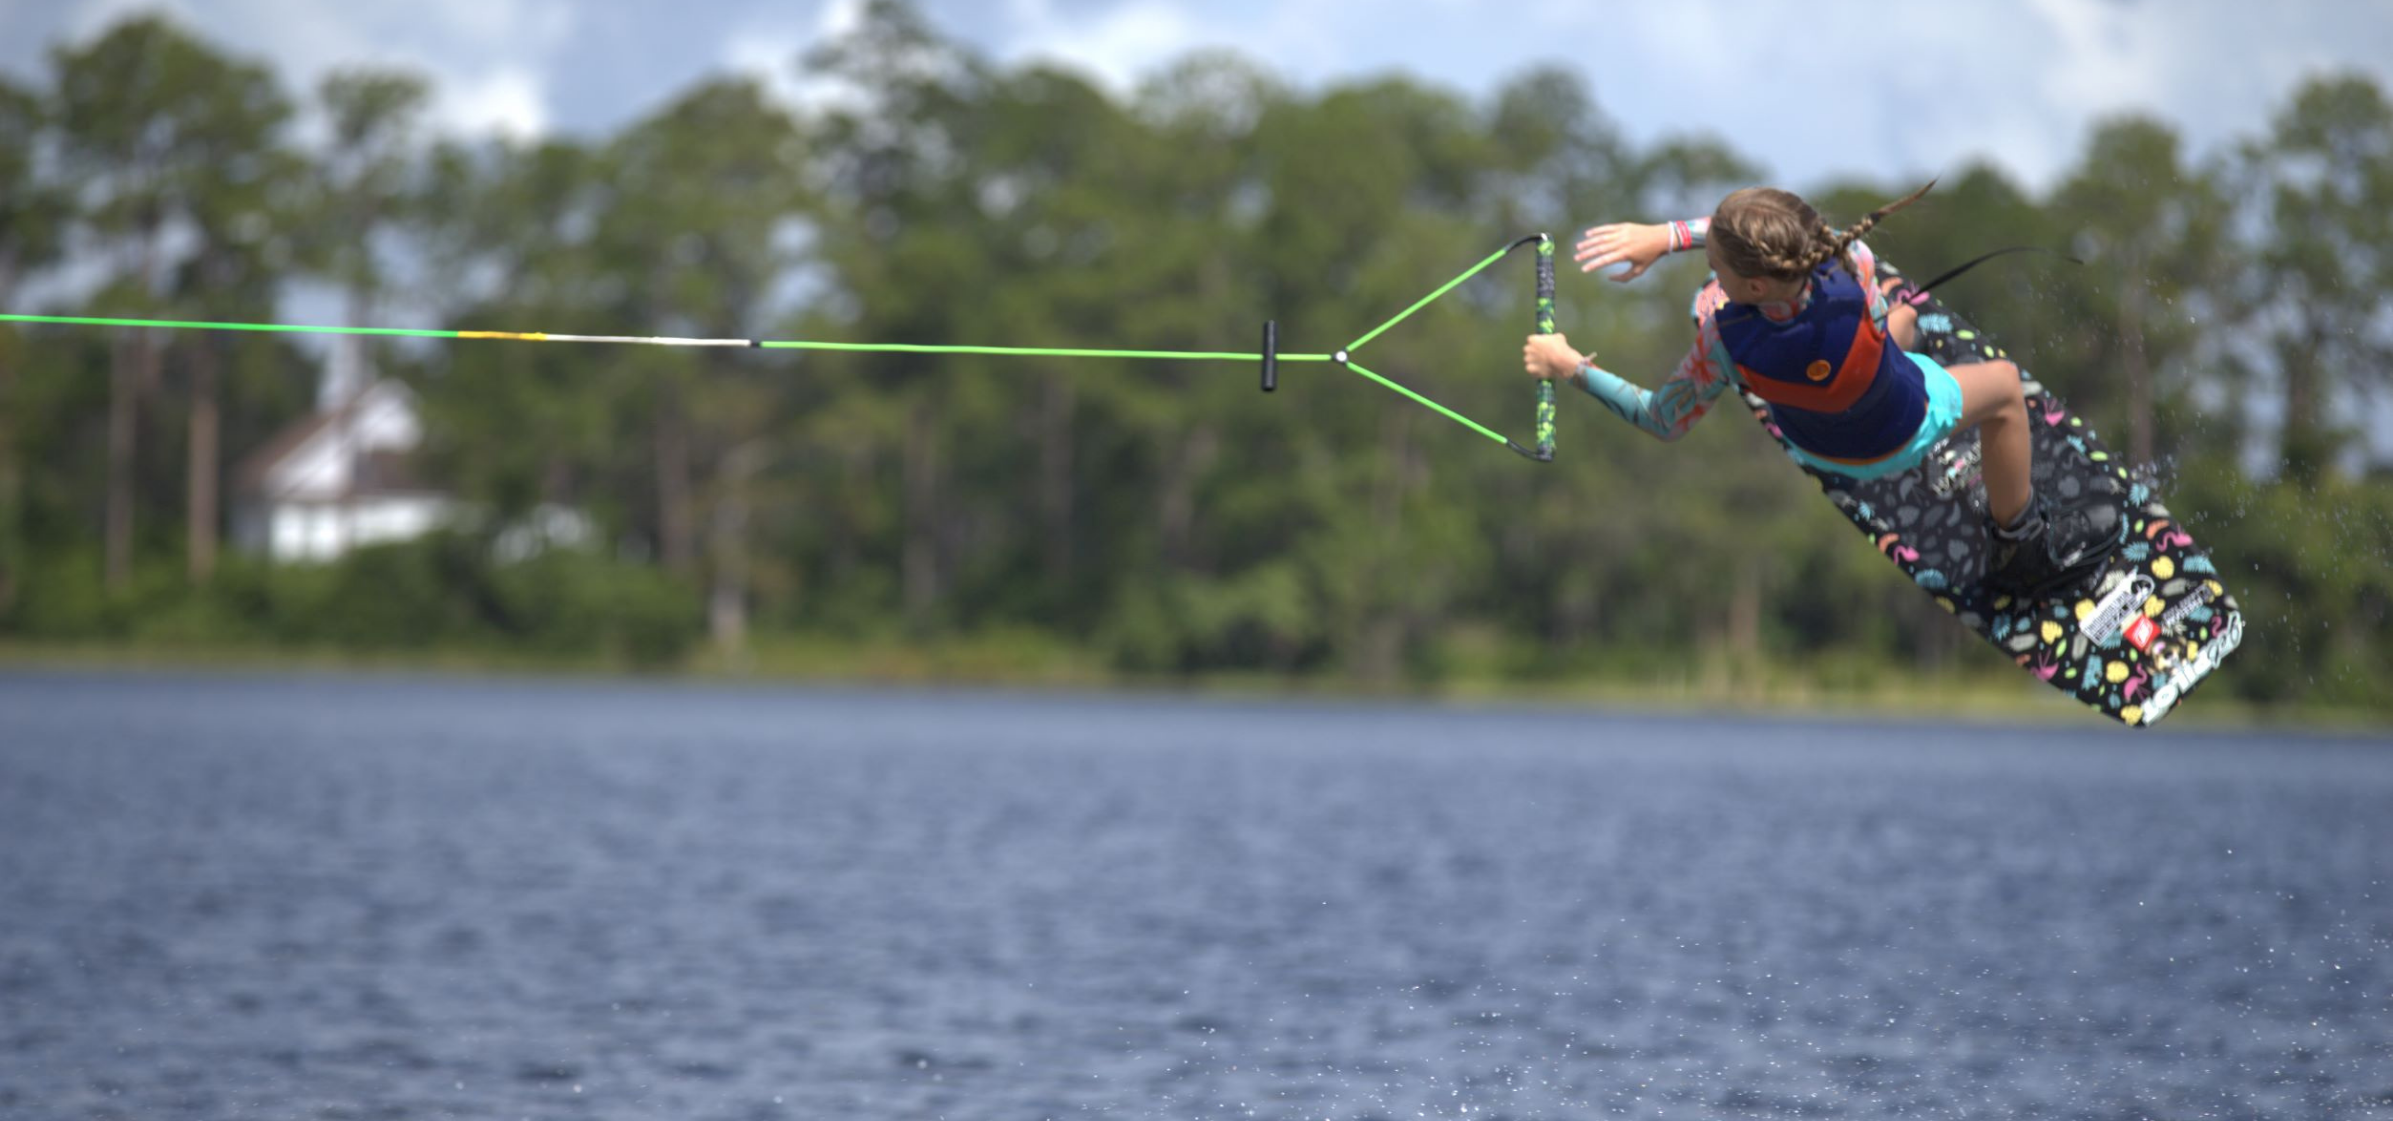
left=1709, top=179, right=1938, bottom=283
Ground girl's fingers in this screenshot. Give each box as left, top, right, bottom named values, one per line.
left=1573, top=226, right=1626, bottom=254
left=1572, top=233, right=1624, bottom=258
left=1576, top=234, right=1633, bottom=265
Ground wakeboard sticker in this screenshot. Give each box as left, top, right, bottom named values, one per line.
left=1693, top=269, right=2244, bottom=726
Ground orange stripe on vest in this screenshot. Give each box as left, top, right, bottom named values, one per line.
left=1739, top=319, right=1885, bottom=414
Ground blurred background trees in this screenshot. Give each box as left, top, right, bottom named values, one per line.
left=2, top=2, right=2388, bottom=713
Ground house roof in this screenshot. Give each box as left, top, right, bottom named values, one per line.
left=234, top=380, right=441, bottom=499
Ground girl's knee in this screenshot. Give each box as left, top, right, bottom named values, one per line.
left=1991, top=366, right=2026, bottom=414
left=1952, top=360, right=2025, bottom=427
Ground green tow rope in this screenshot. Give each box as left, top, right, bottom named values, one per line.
left=0, top=234, right=1561, bottom=461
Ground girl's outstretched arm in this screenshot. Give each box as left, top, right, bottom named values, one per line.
left=1573, top=217, right=1708, bottom=280
left=1524, top=320, right=1735, bottom=442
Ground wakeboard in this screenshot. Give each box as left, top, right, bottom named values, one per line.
left=1696, top=268, right=2244, bottom=726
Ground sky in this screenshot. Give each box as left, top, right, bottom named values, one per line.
left=4, top=0, right=2390, bottom=197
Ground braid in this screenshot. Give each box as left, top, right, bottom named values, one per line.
left=1712, top=179, right=1936, bottom=284
left=1760, top=237, right=1819, bottom=277
left=1796, top=221, right=1844, bottom=276
left=1802, top=178, right=1939, bottom=276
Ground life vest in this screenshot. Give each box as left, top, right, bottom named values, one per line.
left=1715, top=263, right=1928, bottom=464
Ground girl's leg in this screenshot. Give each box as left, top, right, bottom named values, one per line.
left=1945, top=359, right=2032, bottom=525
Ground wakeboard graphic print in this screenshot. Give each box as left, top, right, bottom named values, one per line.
left=1702, top=266, right=2244, bottom=726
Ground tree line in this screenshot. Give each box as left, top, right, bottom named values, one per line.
left=2, top=1, right=2389, bottom=714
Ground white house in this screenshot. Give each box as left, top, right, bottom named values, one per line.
left=232, top=379, right=455, bottom=562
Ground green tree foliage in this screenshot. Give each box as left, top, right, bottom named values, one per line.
left=2052, top=117, right=2235, bottom=469
left=2, top=6, right=2390, bottom=715
left=2234, top=73, right=2393, bottom=483
left=297, top=68, right=432, bottom=393
left=47, top=14, right=303, bottom=589
left=0, top=76, right=70, bottom=615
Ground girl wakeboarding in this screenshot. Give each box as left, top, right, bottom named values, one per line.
left=1524, top=183, right=2122, bottom=600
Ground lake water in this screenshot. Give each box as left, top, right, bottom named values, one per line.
left=2, top=671, right=2389, bottom=1120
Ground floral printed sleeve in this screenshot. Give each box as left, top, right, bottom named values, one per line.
left=1572, top=313, right=1737, bottom=442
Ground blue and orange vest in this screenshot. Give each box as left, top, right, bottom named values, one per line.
left=1716, top=263, right=1927, bottom=464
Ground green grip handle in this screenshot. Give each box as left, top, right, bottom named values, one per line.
left=1534, top=234, right=1557, bottom=461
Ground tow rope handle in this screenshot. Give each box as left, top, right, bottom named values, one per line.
left=1532, top=234, right=1557, bottom=462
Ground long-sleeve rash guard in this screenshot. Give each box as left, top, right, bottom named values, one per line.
left=1575, top=217, right=1896, bottom=442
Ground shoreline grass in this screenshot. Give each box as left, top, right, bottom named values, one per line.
left=2, top=635, right=2381, bottom=736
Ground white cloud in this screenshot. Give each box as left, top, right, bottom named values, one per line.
left=988, top=0, right=1354, bottom=94
left=436, top=65, right=548, bottom=139
left=21, top=0, right=2393, bottom=193
left=999, top=0, right=1205, bottom=92
left=721, top=0, right=883, bottom=117
left=58, top=0, right=576, bottom=142
left=2031, top=0, right=2168, bottom=111
left=723, top=32, right=810, bottom=107
left=817, top=0, right=866, bottom=39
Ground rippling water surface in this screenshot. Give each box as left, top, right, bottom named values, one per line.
left=2, top=671, right=2389, bottom=1119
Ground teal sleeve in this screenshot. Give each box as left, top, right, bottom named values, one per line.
left=1574, top=348, right=1734, bottom=443
left=1576, top=364, right=1673, bottom=438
